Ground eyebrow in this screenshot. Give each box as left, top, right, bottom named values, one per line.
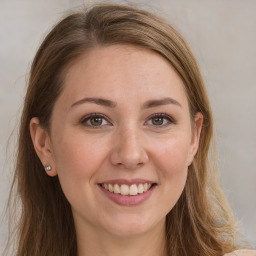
left=70, top=97, right=117, bottom=109
left=70, top=97, right=182, bottom=109
left=142, top=97, right=182, bottom=109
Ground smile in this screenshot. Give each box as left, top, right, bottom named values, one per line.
left=101, top=183, right=152, bottom=196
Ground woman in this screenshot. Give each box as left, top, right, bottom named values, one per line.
left=7, top=3, right=255, bottom=256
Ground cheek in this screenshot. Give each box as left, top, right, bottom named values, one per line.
left=152, top=138, right=190, bottom=212
left=51, top=133, right=109, bottom=212
left=152, top=136, right=191, bottom=175
left=52, top=132, right=108, bottom=184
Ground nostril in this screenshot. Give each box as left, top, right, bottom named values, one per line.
left=114, top=161, right=144, bottom=169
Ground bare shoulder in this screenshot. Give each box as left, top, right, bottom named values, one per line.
left=224, top=250, right=256, bottom=256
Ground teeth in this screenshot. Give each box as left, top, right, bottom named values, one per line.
left=114, top=184, right=120, bottom=194
left=129, top=184, right=138, bottom=195
left=102, top=183, right=153, bottom=196
left=138, top=184, right=144, bottom=194
left=108, top=184, right=114, bottom=192
left=120, top=184, right=129, bottom=195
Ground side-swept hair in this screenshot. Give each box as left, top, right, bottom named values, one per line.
left=10, top=4, right=237, bottom=256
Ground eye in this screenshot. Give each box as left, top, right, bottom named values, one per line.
left=81, top=113, right=111, bottom=128
left=146, top=113, right=175, bottom=127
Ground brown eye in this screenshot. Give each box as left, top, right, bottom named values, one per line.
left=152, top=117, right=164, bottom=125
left=81, top=113, right=110, bottom=128
left=90, top=117, right=103, bottom=126
left=146, top=113, right=175, bottom=127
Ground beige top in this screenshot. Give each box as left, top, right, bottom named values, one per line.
left=225, top=250, right=256, bottom=256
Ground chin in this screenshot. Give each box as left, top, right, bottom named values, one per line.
left=100, top=213, right=165, bottom=238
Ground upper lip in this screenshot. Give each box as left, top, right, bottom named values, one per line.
left=98, top=179, right=156, bottom=186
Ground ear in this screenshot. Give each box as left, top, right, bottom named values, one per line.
left=187, top=112, right=203, bottom=166
left=30, top=117, right=57, bottom=177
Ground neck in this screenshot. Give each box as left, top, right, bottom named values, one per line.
left=75, top=219, right=167, bottom=256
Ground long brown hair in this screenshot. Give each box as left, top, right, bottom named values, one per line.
left=9, top=4, right=238, bottom=256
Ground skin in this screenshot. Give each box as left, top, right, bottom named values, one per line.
left=30, top=44, right=203, bottom=256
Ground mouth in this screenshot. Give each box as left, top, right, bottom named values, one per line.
left=99, top=182, right=156, bottom=196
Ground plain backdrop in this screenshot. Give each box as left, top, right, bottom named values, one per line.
left=0, top=0, right=255, bottom=252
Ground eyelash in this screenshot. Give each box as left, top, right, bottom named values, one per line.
left=80, top=113, right=111, bottom=128
left=80, top=112, right=176, bottom=128
left=146, top=113, right=176, bottom=127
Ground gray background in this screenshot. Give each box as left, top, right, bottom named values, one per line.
left=0, top=0, right=255, bottom=252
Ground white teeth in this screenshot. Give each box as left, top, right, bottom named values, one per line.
left=108, top=184, right=114, bottom=192
left=102, top=183, right=153, bottom=196
left=129, top=184, right=138, bottom=195
left=138, top=184, right=144, bottom=194
left=114, top=184, right=120, bottom=194
left=120, top=184, right=129, bottom=195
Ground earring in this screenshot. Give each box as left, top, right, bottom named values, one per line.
left=44, top=165, right=52, bottom=171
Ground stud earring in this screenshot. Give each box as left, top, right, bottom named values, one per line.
left=44, top=165, right=52, bottom=171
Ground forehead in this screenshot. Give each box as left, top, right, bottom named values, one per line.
left=58, top=44, right=189, bottom=110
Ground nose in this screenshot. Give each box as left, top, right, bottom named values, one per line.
left=110, top=127, right=149, bottom=169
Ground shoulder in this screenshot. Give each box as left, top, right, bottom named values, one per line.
left=224, top=250, right=256, bottom=256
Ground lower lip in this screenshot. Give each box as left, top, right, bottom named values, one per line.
left=98, top=185, right=155, bottom=206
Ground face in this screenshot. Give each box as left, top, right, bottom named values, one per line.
left=31, top=45, right=202, bottom=239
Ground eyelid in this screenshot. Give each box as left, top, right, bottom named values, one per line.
left=80, top=113, right=112, bottom=127
left=145, top=113, right=176, bottom=126
left=80, top=112, right=176, bottom=128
